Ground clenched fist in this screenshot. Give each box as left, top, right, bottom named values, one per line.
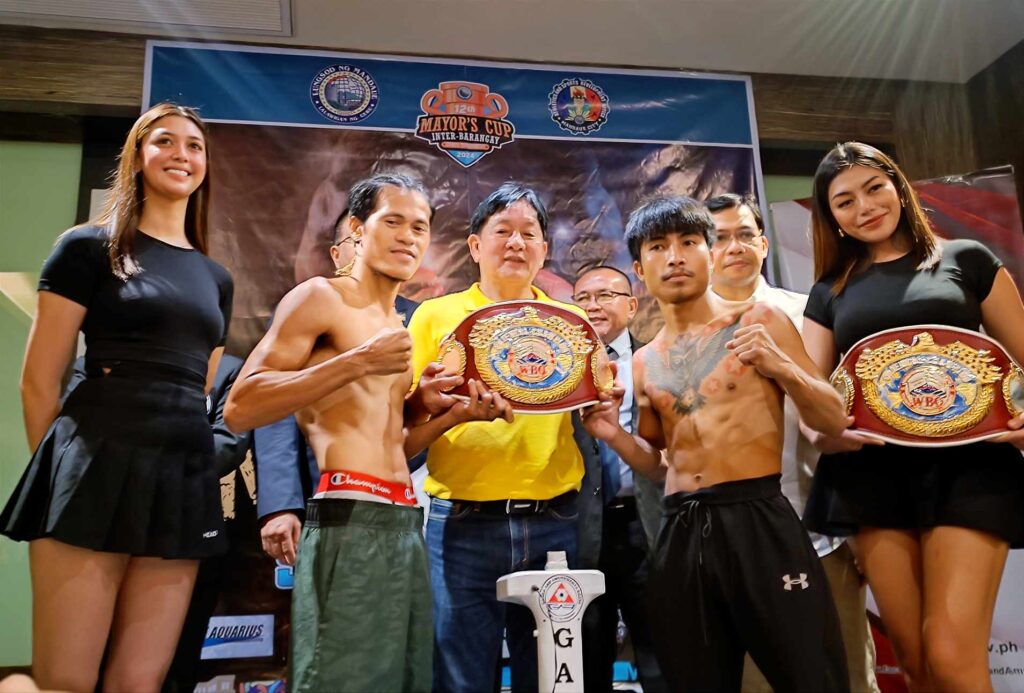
left=352, top=327, right=413, bottom=376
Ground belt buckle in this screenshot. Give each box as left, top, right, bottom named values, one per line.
left=505, top=499, right=540, bottom=515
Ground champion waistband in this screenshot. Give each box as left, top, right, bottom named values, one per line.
left=315, top=470, right=417, bottom=506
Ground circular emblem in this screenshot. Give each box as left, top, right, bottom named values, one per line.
left=856, top=334, right=1000, bottom=438
left=468, top=306, right=593, bottom=405
left=898, top=364, right=957, bottom=416
left=875, top=355, right=975, bottom=426
left=506, top=335, right=558, bottom=384
left=310, top=65, right=379, bottom=124
left=539, top=575, right=584, bottom=622
left=548, top=78, right=610, bottom=135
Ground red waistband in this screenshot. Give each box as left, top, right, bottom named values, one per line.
left=316, top=470, right=417, bottom=506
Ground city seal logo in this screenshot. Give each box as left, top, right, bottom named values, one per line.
left=540, top=575, right=585, bottom=622
left=548, top=78, right=610, bottom=135
left=468, top=305, right=593, bottom=406
left=415, top=81, right=515, bottom=167
left=310, top=65, right=379, bottom=124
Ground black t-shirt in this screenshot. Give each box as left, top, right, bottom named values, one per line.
left=39, top=225, right=234, bottom=379
left=804, top=239, right=1003, bottom=355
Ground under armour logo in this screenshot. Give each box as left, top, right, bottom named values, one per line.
left=782, top=573, right=809, bottom=591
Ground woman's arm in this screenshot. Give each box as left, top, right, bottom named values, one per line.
left=205, top=347, right=224, bottom=395
left=21, top=292, right=86, bottom=451
left=981, top=269, right=1024, bottom=365
left=797, top=317, right=883, bottom=452
left=981, top=268, right=1024, bottom=448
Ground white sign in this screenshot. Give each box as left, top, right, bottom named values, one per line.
left=200, top=614, right=274, bottom=660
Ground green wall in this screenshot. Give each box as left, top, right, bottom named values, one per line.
left=764, top=174, right=813, bottom=204
left=0, top=140, right=82, bottom=667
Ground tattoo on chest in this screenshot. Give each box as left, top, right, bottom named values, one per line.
left=644, top=319, right=741, bottom=416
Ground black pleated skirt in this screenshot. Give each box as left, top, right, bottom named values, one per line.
left=803, top=441, right=1024, bottom=548
left=0, top=363, right=227, bottom=559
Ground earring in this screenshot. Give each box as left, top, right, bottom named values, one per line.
left=837, top=228, right=845, bottom=238
left=335, top=257, right=357, bottom=277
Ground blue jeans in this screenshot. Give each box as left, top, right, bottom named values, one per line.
left=427, top=496, right=579, bottom=693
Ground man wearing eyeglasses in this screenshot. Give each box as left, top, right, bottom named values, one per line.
left=573, top=267, right=667, bottom=692
left=706, top=193, right=878, bottom=693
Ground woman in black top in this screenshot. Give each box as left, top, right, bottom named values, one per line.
left=801, top=142, right=1024, bottom=692
left=0, top=104, right=233, bottom=692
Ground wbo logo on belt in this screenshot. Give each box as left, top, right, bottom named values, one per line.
left=436, top=301, right=614, bottom=413
left=831, top=325, right=1024, bottom=446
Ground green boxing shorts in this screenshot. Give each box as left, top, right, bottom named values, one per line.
left=289, top=498, right=432, bottom=692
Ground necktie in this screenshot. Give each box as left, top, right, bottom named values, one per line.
left=600, top=342, right=622, bottom=504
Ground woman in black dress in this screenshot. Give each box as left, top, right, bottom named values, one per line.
left=801, top=142, right=1024, bottom=692
left=1, top=103, right=233, bottom=692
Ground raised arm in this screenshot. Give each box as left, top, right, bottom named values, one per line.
left=728, top=304, right=848, bottom=437
left=21, top=292, right=86, bottom=451
left=225, top=279, right=411, bottom=432
left=982, top=268, right=1024, bottom=448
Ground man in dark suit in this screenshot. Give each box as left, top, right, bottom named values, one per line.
left=573, top=266, right=666, bottom=692
left=256, top=209, right=421, bottom=565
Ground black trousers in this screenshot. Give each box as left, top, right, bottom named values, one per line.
left=582, top=497, right=668, bottom=692
left=647, top=474, right=849, bottom=692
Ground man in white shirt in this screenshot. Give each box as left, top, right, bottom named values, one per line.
left=707, top=193, right=879, bottom=693
left=573, top=266, right=667, bottom=692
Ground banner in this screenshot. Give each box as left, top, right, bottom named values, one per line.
left=145, top=42, right=765, bottom=686
left=145, top=41, right=765, bottom=351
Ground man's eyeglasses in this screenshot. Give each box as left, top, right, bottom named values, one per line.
left=712, top=231, right=763, bottom=249
left=573, top=290, right=631, bottom=306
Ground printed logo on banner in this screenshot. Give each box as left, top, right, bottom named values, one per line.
left=239, top=680, right=286, bottom=693
left=540, top=575, right=585, bottom=622
left=200, top=614, right=274, bottom=660
left=415, top=81, right=515, bottom=167
left=274, top=560, right=294, bottom=590
left=548, top=78, right=609, bottom=135
left=310, top=65, right=380, bottom=124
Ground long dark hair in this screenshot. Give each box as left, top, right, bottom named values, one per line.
left=94, top=103, right=211, bottom=279
left=811, top=142, right=940, bottom=295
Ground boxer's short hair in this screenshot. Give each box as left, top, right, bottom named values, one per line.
left=624, top=196, right=715, bottom=262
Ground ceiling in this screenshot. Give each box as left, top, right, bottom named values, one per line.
left=3, top=0, right=1024, bottom=83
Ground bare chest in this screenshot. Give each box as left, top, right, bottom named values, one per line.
left=307, top=315, right=412, bottom=403
left=642, top=321, right=768, bottom=424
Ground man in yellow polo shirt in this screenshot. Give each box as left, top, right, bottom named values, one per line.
left=408, top=183, right=588, bottom=692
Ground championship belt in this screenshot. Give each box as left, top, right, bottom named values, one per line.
left=830, top=325, right=1024, bottom=446
left=435, top=300, right=614, bottom=414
